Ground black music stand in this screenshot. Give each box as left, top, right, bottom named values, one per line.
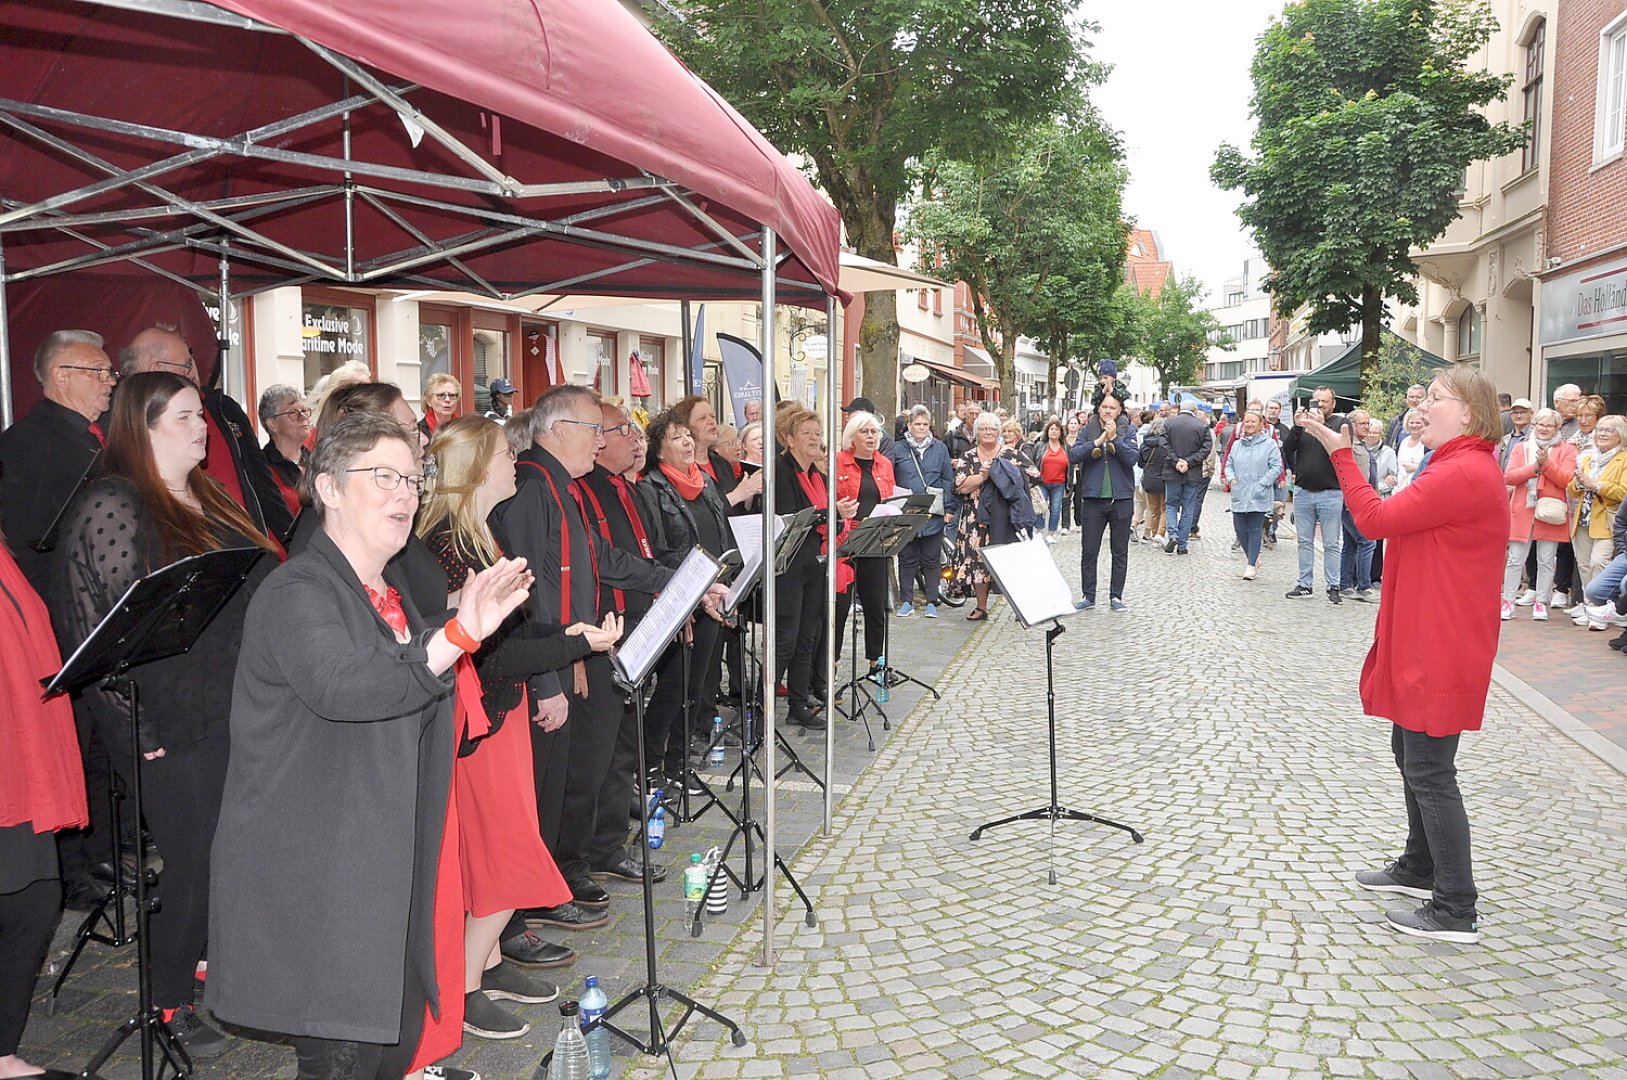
left=43, top=547, right=267, bottom=1080
left=534, top=549, right=744, bottom=1076
left=833, top=512, right=932, bottom=749
left=968, top=539, right=1143, bottom=883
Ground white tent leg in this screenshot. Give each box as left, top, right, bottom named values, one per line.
left=823, top=291, right=837, bottom=834
left=758, top=227, right=777, bottom=968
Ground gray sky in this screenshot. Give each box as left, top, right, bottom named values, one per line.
left=1087, top=0, right=1288, bottom=302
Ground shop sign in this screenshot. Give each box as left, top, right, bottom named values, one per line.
left=1541, top=258, right=1627, bottom=346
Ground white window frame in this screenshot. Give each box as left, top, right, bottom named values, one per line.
left=1595, top=14, right=1627, bottom=165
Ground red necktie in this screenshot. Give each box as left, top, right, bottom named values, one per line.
left=87, top=422, right=105, bottom=447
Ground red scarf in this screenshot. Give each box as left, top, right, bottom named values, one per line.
left=660, top=461, right=707, bottom=501
left=364, top=583, right=409, bottom=639
left=0, top=546, right=87, bottom=831
left=792, top=462, right=854, bottom=591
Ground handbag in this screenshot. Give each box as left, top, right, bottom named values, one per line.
left=1534, top=496, right=1568, bottom=525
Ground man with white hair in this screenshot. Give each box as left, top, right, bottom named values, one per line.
left=1385, top=384, right=1426, bottom=448
left=1553, top=383, right=1583, bottom=441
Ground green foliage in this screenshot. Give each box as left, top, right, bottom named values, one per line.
left=1211, top=0, right=1527, bottom=373
left=1360, top=333, right=1437, bottom=420
left=653, top=0, right=1090, bottom=418
left=1123, top=277, right=1230, bottom=398
left=903, top=105, right=1128, bottom=406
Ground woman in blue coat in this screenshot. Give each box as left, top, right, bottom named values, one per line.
left=888, top=405, right=956, bottom=617
left=1071, top=395, right=1139, bottom=611
left=1222, top=409, right=1284, bottom=580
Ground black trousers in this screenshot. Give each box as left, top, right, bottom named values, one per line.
left=895, top=532, right=942, bottom=606
left=58, top=698, right=116, bottom=887
left=0, top=874, right=60, bottom=1056
left=289, top=934, right=426, bottom=1080
left=1390, top=724, right=1478, bottom=919
left=587, top=695, right=643, bottom=872
left=773, top=558, right=825, bottom=710
left=553, top=655, right=624, bottom=883
left=644, top=616, right=723, bottom=781
left=1078, top=498, right=1133, bottom=603
left=99, top=716, right=230, bottom=1008
left=834, top=558, right=889, bottom=663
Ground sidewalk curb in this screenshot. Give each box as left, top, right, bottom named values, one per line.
left=1490, top=662, right=1627, bottom=779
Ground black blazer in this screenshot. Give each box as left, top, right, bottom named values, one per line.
left=0, top=397, right=102, bottom=592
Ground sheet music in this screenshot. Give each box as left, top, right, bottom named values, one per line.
left=723, top=514, right=786, bottom=613
left=979, top=539, right=1079, bottom=628
left=613, top=547, right=723, bottom=687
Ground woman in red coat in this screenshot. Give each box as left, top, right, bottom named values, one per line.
left=1300, top=366, right=1508, bottom=945
left=833, top=410, right=896, bottom=675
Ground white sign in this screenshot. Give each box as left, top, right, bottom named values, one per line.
left=801, top=334, right=828, bottom=361
left=901, top=362, right=930, bottom=384
left=1541, top=257, right=1627, bottom=346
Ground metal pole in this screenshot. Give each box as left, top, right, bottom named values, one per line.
left=217, top=242, right=232, bottom=397
left=757, top=228, right=777, bottom=967
left=0, top=236, right=12, bottom=430
left=823, top=292, right=837, bottom=833
left=680, top=298, right=693, bottom=396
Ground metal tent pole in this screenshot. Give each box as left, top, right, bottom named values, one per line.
left=680, top=298, right=693, bottom=395
left=217, top=243, right=233, bottom=397
left=757, top=228, right=777, bottom=967
left=823, top=292, right=837, bottom=833
left=0, top=237, right=12, bottom=430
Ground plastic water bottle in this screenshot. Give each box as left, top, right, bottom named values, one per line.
left=874, top=655, right=889, bottom=704
left=683, top=853, right=707, bottom=924
left=646, top=802, right=666, bottom=850
left=549, top=1001, right=589, bottom=1080
left=578, top=977, right=611, bottom=1080
left=707, top=716, right=726, bottom=767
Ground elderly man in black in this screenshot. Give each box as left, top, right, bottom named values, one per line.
left=120, top=325, right=294, bottom=543
left=497, top=386, right=722, bottom=930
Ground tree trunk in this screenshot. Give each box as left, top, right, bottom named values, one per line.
left=1046, top=327, right=1064, bottom=419
left=1359, top=283, right=1383, bottom=383
left=997, top=320, right=1018, bottom=411
left=847, top=200, right=901, bottom=421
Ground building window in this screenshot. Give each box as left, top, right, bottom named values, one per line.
left=587, top=331, right=616, bottom=392
left=1597, top=17, right=1627, bottom=163
left=301, top=291, right=373, bottom=390
left=917, top=289, right=928, bottom=311
left=471, top=327, right=511, bottom=415
left=637, top=336, right=667, bottom=409
left=1458, top=306, right=1481, bottom=360
left=1523, top=20, right=1545, bottom=174
left=932, top=288, right=942, bottom=316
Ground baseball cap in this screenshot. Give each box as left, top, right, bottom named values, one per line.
left=488, top=377, right=516, bottom=395
left=1510, top=397, right=1533, bottom=410
left=841, top=396, right=877, bottom=413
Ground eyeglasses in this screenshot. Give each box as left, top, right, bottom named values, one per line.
left=345, top=466, right=427, bottom=496
left=1423, top=391, right=1463, bottom=406
left=431, top=391, right=461, bottom=401
left=602, top=422, right=635, bottom=438
left=153, top=358, right=196, bottom=376
left=493, top=447, right=517, bottom=461
left=272, top=406, right=313, bottom=421
left=62, top=364, right=118, bottom=382
left=555, top=418, right=604, bottom=436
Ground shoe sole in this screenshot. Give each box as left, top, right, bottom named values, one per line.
left=525, top=913, right=611, bottom=931
left=1357, top=879, right=1433, bottom=901
left=463, top=1020, right=531, bottom=1040
left=483, top=985, right=559, bottom=1005
left=589, top=868, right=665, bottom=883
left=571, top=895, right=611, bottom=909
left=176, top=1034, right=230, bottom=1059
left=501, top=950, right=578, bottom=970
left=1385, top=915, right=1479, bottom=944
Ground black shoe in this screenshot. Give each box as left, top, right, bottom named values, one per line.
left=480, top=962, right=559, bottom=1004
left=500, top=930, right=577, bottom=969
left=61, top=876, right=107, bottom=913
left=1610, top=631, right=1627, bottom=651
left=1354, top=861, right=1433, bottom=901
left=1177, top=547, right=1189, bottom=555
left=167, top=1004, right=228, bottom=1059
left=1285, top=585, right=1313, bottom=599
left=1385, top=901, right=1480, bottom=944
left=1164, top=538, right=1177, bottom=554
left=591, top=856, right=668, bottom=883
left=566, top=877, right=610, bottom=908
left=523, top=902, right=610, bottom=931
left=788, top=706, right=827, bottom=731
left=1327, top=587, right=1342, bottom=604
left=462, top=989, right=530, bottom=1039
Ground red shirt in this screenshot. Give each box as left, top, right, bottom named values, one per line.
left=1039, top=444, right=1068, bottom=485
left=202, top=408, right=247, bottom=510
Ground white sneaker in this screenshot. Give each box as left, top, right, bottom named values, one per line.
left=1586, top=603, right=1627, bottom=627
left=1551, top=591, right=1570, bottom=608
left=1242, top=565, right=1257, bottom=580
left=1514, top=589, right=1537, bottom=607
left=1532, top=602, right=1549, bottom=621
left=1500, top=600, right=1515, bottom=621
left=1573, top=611, right=1592, bottom=626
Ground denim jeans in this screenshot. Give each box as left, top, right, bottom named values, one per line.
left=1232, top=510, right=1265, bottom=566
left=1340, top=507, right=1375, bottom=591
left=1391, top=724, right=1478, bottom=920
left=1164, top=478, right=1205, bottom=549
left=1041, top=482, right=1067, bottom=532
left=1293, top=487, right=1343, bottom=588
left=1584, top=552, right=1627, bottom=605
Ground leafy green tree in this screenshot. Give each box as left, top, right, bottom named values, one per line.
left=1130, top=276, right=1229, bottom=399
left=904, top=109, right=1127, bottom=406
left=1211, top=0, right=1526, bottom=376
left=653, top=0, right=1087, bottom=418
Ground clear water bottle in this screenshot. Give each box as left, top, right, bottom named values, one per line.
left=874, top=655, right=889, bottom=703
left=549, top=1001, right=590, bottom=1080
left=578, top=977, right=611, bottom=1080
left=646, top=802, right=666, bottom=850
left=683, top=853, right=707, bottom=924
left=707, top=716, right=726, bottom=767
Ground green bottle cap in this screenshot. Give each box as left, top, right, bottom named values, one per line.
left=691, top=852, right=703, bottom=863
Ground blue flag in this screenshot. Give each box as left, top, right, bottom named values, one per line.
left=688, top=305, right=706, bottom=395
left=716, top=332, right=764, bottom=428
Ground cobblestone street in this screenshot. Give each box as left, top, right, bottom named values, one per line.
left=21, top=512, right=1627, bottom=1080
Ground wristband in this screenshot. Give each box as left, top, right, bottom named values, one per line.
left=443, top=617, right=480, bottom=653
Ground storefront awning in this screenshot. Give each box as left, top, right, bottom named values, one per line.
left=919, top=359, right=995, bottom=390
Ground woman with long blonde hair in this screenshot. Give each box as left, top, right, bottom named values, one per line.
left=415, top=417, right=620, bottom=1043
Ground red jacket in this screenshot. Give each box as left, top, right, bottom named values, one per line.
left=834, top=450, right=896, bottom=505
left=1334, top=436, right=1509, bottom=737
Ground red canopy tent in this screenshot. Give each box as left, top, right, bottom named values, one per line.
left=0, top=0, right=842, bottom=419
